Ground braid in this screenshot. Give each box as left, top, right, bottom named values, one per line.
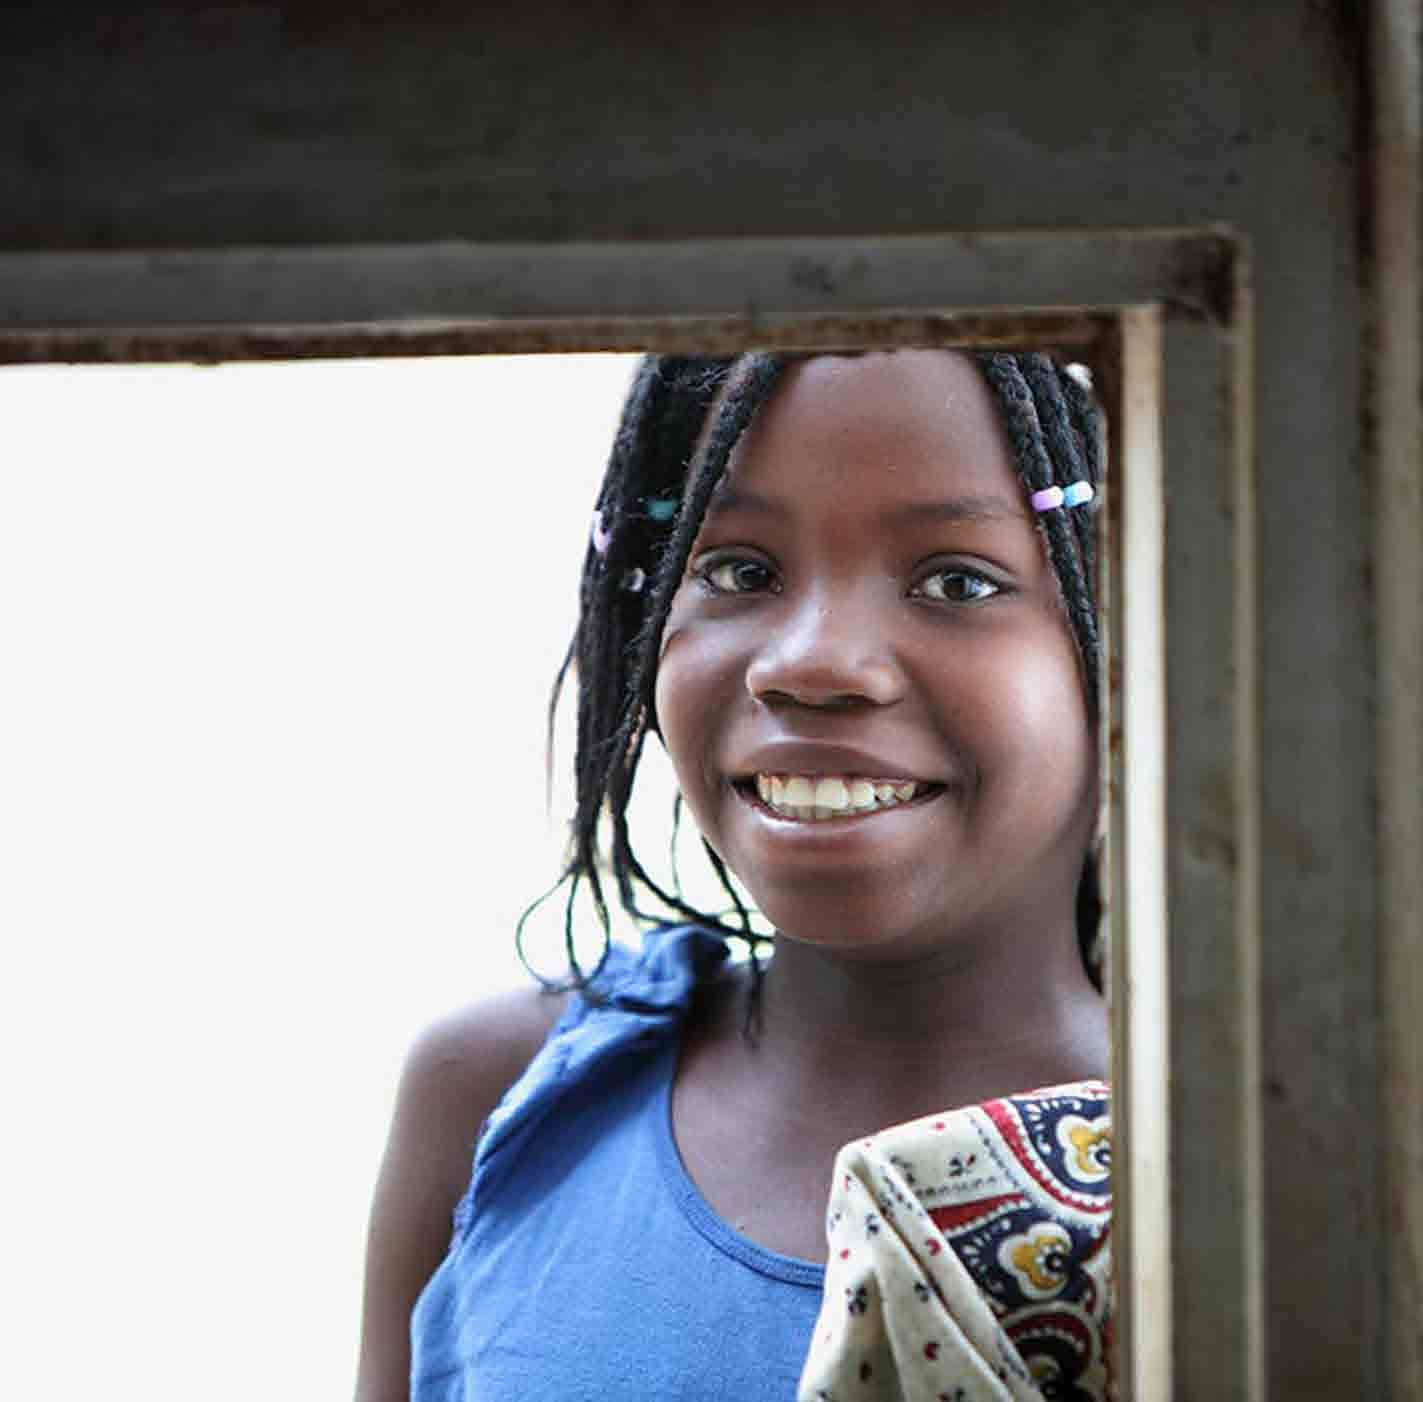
left=520, top=354, right=785, bottom=988
left=633, top=355, right=787, bottom=723
left=525, top=349, right=1107, bottom=993
left=1058, top=367, right=1104, bottom=587
left=1018, top=354, right=1102, bottom=715
left=976, top=352, right=1105, bottom=981
left=603, top=355, right=786, bottom=926
left=976, top=354, right=1101, bottom=717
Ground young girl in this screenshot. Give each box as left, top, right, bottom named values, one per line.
left=355, top=349, right=1112, bottom=1401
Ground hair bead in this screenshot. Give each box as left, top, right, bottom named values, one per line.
left=1030, top=480, right=1094, bottom=512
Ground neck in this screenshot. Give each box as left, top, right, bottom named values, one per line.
left=746, top=925, right=1108, bottom=1115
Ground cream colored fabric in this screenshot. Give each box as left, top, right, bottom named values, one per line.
left=798, top=1084, right=1112, bottom=1402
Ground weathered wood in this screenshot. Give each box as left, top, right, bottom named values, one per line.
left=1373, top=4, right=1423, bottom=1399
left=0, top=224, right=1266, bottom=1397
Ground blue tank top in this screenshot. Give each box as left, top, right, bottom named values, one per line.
left=410, top=926, right=825, bottom=1400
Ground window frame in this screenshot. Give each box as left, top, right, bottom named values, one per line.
left=0, top=228, right=1261, bottom=1398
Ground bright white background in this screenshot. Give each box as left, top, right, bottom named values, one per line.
left=0, top=353, right=702, bottom=1399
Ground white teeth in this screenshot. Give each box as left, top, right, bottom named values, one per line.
left=751, top=774, right=926, bottom=822
left=783, top=776, right=816, bottom=806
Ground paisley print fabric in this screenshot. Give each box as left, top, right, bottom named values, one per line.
left=798, top=1082, right=1112, bottom=1402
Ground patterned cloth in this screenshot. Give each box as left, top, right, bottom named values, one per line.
left=798, top=1083, right=1112, bottom=1402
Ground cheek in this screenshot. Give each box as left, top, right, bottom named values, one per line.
left=1009, top=650, right=1094, bottom=810
left=652, top=624, right=723, bottom=799
left=1009, top=645, right=1086, bottom=735
left=959, top=628, right=1093, bottom=803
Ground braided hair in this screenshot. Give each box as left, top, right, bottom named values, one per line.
left=522, top=350, right=1106, bottom=991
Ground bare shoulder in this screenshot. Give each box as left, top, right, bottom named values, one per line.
left=354, top=984, right=570, bottom=1402
left=397, top=985, right=572, bottom=1144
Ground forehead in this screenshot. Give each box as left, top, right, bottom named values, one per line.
left=721, top=350, right=1022, bottom=508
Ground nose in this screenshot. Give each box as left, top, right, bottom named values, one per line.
left=745, top=587, right=905, bottom=709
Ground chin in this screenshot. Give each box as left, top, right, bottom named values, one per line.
left=753, top=885, right=948, bottom=960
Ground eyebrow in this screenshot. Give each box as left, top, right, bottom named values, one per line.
left=884, top=496, right=1027, bottom=526
left=706, top=486, right=1025, bottom=524
left=705, top=486, right=784, bottom=517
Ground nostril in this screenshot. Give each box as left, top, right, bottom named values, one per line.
left=753, top=686, right=874, bottom=711
left=746, top=656, right=904, bottom=710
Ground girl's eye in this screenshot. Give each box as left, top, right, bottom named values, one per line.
left=912, top=568, right=1001, bottom=604
left=698, top=556, right=778, bottom=596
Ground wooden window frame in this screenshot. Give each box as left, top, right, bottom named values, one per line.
left=0, top=228, right=1261, bottom=1398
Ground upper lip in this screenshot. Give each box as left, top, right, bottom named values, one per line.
left=731, top=740, right=944, bottom=785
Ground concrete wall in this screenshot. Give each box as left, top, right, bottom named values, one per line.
left=4, top=2, right=1417, bottom=1394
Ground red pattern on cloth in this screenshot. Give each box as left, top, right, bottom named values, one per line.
left=798, top=1082, right=1112, bottom=1402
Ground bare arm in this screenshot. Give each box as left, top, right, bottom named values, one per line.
left=353, top=987, right=569, bottom=1402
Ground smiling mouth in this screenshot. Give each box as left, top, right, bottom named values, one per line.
left=737, top=773, right=944, bottom=823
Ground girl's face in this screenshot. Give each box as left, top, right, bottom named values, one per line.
left=654, top=351, right=1095, bottom=961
